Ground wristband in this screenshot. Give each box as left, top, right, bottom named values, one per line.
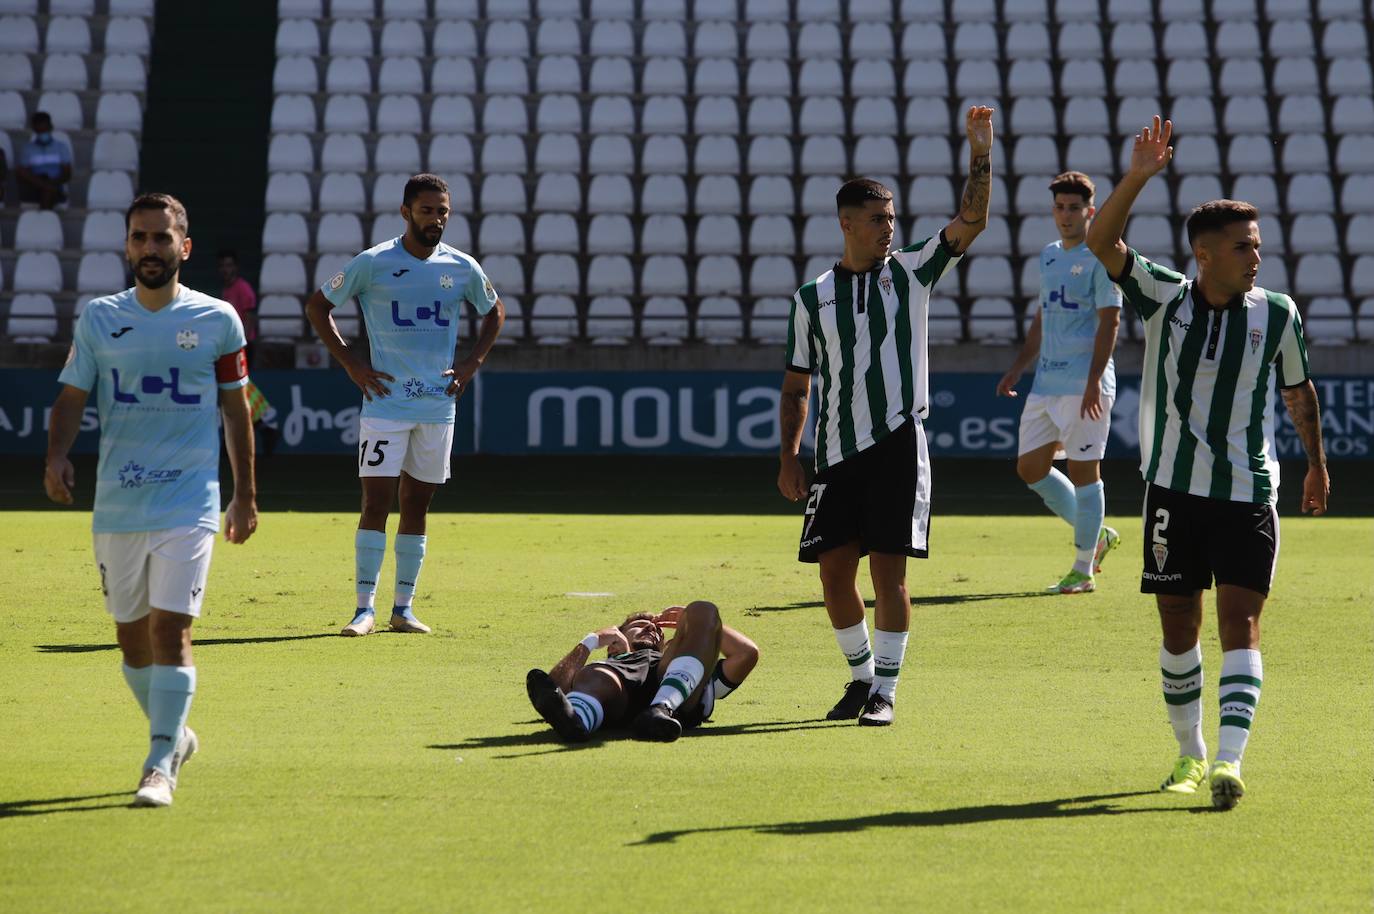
left=580, top=633, right=599, bottom=652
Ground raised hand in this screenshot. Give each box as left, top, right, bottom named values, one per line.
left=595, top=625, right=630, bottom=654
left=1127, top=115, right=1173, bottom=180
left=966, top=105, right=994, bottom=157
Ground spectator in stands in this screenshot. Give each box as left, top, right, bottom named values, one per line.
left=218, top=250, right=258, bottom=366
left=15, top=112, right=73, bottom=210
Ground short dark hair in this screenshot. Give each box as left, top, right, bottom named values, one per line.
left=217, top=249, right=239, bottom=262
left=836, top=178, right=894, bottom=213
left=403, top=173, right=449, bottom=207
left=1185, top=199, right=1260, bottom=246
left=1049, top=171, right=1095, bottom=203
left=125, top=192, right=189, bottom=236
left=31, top=110, right=51, bottom=128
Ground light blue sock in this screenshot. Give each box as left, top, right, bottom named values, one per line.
left=355, top=529, right=386, bottom=612
left=122, top=663, right=151, bottom=718
left=1028, top=468, right=1075, bottom=525
left=145, top=665, right=196, bottom=776
left=1073, top=480, right=1106, bottom=575
left=393, top=533, right=427, bottom=617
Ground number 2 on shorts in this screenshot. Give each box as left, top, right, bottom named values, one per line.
left=1151, top=507, right=1171, bottom=545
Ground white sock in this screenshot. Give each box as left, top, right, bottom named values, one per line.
left=566, top=691, right=604, bottom=734
left=871, top=629, right=909, bottom=699
left=651, top=656, right=704, bottom=711
left=1216, top=649, right=1262, bottom=766
left=709, top=660, right=740, bottom=700
left=833, top=621, right=874, bottom=681
left=1161, top=643, right=1206, bottom=759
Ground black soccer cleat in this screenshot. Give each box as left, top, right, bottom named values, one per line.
left=632, top=703, right=683, bottom=742
left=826, top=680, right=873, bottom=720
left=858, top=692, right=894, bottom=727
left=526, top=669, right=591, bottom=743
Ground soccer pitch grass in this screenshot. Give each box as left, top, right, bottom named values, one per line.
left=1, top=509, right=1369, bottom=913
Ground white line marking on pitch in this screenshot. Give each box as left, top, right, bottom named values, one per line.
left=565, top=592, right=615, bottom=597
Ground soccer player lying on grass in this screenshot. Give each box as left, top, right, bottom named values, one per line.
left=526, top=601, right=758, bottom=744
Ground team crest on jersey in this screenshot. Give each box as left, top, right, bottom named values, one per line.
left=176, top=329, right=199, bottom=350
left=484, top=278, right=495, bottom=299
left=440, top=274, right=455, bottom=290
left=329, top=272, right=345, bottom=291
left=1152, top=543, right=1169, bottom=573
left=879, top=276, right=892, bottom=294
left=1250, top=328, right=1263, bottom=354
left=1070, top=264, right=1085, bottom=275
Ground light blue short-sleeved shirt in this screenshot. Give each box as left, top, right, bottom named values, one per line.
left=321, top=238, right=499, bottom=424
left=58, top=287, right=248, bottom=534
left=1032, top=240, right=1123, bottom=398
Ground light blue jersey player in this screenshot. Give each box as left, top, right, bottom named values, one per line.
left=996, top=172, right=1123, bottom=594
left=44, top=193, right=258, bottom=809
left=305, top=173, right=505, bottom=638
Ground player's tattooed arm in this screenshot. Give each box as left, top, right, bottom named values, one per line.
left=943, top=105, right=994, bottom=255
left=1281, top=380, right=1330, bottom=516
left=548, top=625, right=629, bottom=691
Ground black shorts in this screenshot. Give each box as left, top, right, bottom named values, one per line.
left=1140, top=483, right=1279, bottom=596
left=589, top=649, right=662, bottom=722
left=798, top=420, right=932, bottom=563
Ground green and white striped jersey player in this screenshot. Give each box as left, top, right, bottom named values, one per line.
left=778, top=106, right=996, bottom=729
left=1088, top=116, right=1329, bottom=810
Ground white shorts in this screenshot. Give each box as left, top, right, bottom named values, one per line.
left=1017, top=392, right=1114, bottom=461
left=358, top=417, right=453, bottom=483
left=92, top=525, right=215, bottom=623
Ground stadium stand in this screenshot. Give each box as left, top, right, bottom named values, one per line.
left=1, top=0, right=154, bottom=339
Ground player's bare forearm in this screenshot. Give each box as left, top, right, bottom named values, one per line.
left=778, top=373, right=810, bottom=457
left=548, top=644, right=591, bottom=692
left=944, top=152, right=991, bottom=255
left=1011, top=312, right=1042, bottom=373
left=304, top=290, right=355, bottom=365
left=719, top=625, right=760, bottom=687
left=1086, top=182, right=1147, bottom=278
left=1085, top=310, right=1121, bottom=392
left=46, top=384, right=87, bottom=462
left=461, top=298, right=506, bottom=368
left=219, top=386, right=257, bottom=501
left=1281, top=381, right=1326, bottom=468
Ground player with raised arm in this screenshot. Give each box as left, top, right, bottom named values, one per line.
left=996, top=172, right=1123, bottom=594
left=306, top=174, right=504, bottom=637
left=1086, top=117, right=1330, bottom=809
left=525, top=602, right=759, bottom=743
left=776, top=106, right=994, bottom=727
left=43, top=193, right=258, bottom=808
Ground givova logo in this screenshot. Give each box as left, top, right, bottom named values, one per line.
left=118, top=460, right=182, bottom=489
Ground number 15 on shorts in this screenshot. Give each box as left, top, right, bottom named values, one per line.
left=359, top=438, right=390, bottom=469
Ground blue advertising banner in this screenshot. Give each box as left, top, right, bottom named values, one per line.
left=3, top=368, right=1370, bottom=460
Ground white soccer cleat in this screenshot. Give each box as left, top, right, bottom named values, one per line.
left=341, top=610, right=375, bottom=637
left=169, top=726, right=198, bottom=790
left=1094, top=526, right=1121, bottom=574
left=133, top=769, right=173, bottom=808
left=389, top=613, right=431, bottom=634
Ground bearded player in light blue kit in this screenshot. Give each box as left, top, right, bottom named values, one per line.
left=997, top=171, right=1123, bottom=594
left=44, top=193, right=258, bottom=808
left=306, top=173, right=505, bottom=637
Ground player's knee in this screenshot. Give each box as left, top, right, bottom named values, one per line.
left=149, top=612, right=192, bottom=651
left=1016, top=460, right=1046, bottom=485
left=683, top=600, right=720, bottom=630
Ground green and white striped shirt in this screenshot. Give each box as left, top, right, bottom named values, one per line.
left=1114, top=248, right=1311, bottom=505
left=786, top=233, right=962, bottom=472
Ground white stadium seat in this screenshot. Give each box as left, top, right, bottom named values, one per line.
left=968, top=297, right=1019, bottom=342
left=486, top=21, right=530, bottom=57
left=41, top=54, right=88, bottom=90
left=431, top=58, right=477, bottom=94
left=275, top=19, right=319, bottom=57
left=928, top=297, right=963, bottom=343
left=380, top=20, right=425, bottom=55
left=531, top=295, right=577, bottom=344
left=697, top=297, right=744, bottom=344
left=81, top=211, right=127, bottom=252
left=427, top=134, right=474, bottom=174
left=586, top=175, right=633, bottom=214
left=259, top=255, right=306, bottom=295
left=87, top=170, right=134, bottom=209
left=0, top=53, right=32, bottom=90
left=261, top=212, right=310, bottom=254
left=0, top=89, right=25, bottom=127
left=325, top=57, right=371, bottom=94
left=95, top=93, right=142, bottom=131
left=376, top=135, right=422, bottom=174
left=695, top=255, right=742, bottom=297
left=316, top=214, right=363, bottom=254
left=265, top=172, right=312, bottom=212
left=582, top=134, right=628, bottom=173
left=15, top=209, right=63, bottom=251
left=636, top=214, right=684, bottom=255
left=478, top=213, right=526, bottom=256
left=323, top=95, right=370, bottom=132
left=535, top=173, right=583, bottom=212
left=749, top=257, right=796, bottom=296
left=486, top=57, right=529, bottom=94
left=534, top=255, right=582, bottom=295
left=321, top=133, right=367, bottom=172
left=377, top=94, right=422, bottom=133
left=268, top=133, right=313, bottom=172
left=1289, top=215, right=1339, bottom=256
left=1287, top=174, right=1336, bottom=214
left=77, top=253, right=126, bottom=293
left=693, top=215, right=741, bottom=256
left=0, top=16, right=38, bottom=53
left=13, top=252, right=61, bottom=292
left=378, top=57, right=424, bottom=94
left=328, top=20, right=372, bottom=56
left=7, top=293, right=58, bottom=342
left=271, top=94, right=316, bottom=133
left=1294, top=254, right=1343, bottom=296
left=964, top=256, right=1014, bottom=297
left=318, top=173, right=367, bottom=214
left=257, top=295, right=304, bottom=341
left=640, top=255, right=690, bottom=297
left=582, top=213, right=630, bottom=255
left=641, top=296, right=687, bottom=345
left=586, top=296, right=633, bottom=345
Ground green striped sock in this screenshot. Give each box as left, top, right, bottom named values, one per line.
left=872, top=629, right=909, bottom=700
left=651, top=656, right=704, bottom=712
left=1217, top=649, right=1262, bottom=765
left=834, top=621, right=874, bottom=681
left=1161, top=643, right=1206, bottom=759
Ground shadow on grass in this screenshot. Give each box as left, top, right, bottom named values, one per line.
left=748, top=591, right=1055, bottom=613
left=37, top=633, right=338, bottom=653
left=0, top=792, right=131, bottom=819
left=429, top=718, right=850, bottom=760
left=630, top=791, right=1216, bottom=844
